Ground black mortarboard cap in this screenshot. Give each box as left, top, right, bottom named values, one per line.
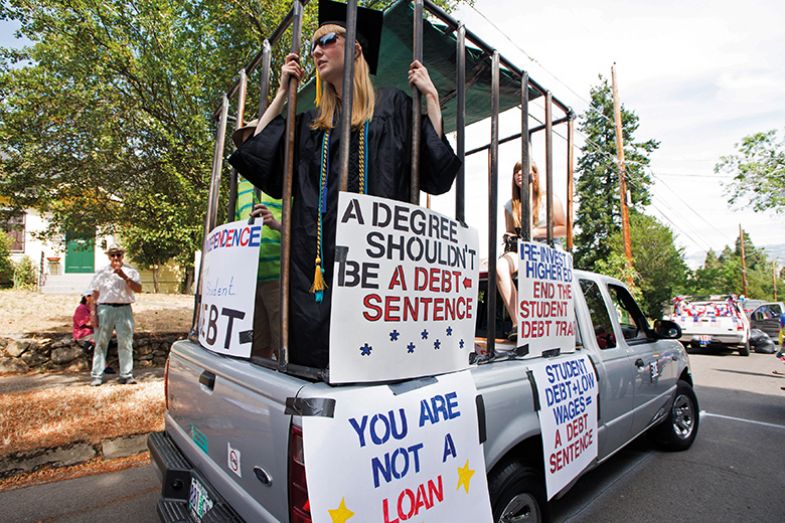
left=318, top=0, right=384, bottom=75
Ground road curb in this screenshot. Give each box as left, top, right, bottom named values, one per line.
left=0, top=433, right=151, bottom=479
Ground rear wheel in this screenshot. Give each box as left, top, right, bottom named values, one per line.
left=489, top=461, right=548, bottom=523
left=739, top=341, right=750, bottom=356
left=652, top=380, right=699, bottom=451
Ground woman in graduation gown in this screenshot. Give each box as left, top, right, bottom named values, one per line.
left=229, top=0, right=461, bottom=369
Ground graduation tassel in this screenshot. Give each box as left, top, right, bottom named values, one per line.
left=310, top=256, right=327, bottom=303
left=315, top=69, right=322, bottom=107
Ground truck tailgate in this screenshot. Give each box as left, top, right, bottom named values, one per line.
left=678, top=316, right=740, bottom=335
left=166, top=339, right=306, bottom=522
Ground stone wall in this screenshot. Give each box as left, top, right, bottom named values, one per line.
left=0, top=332, right=186, bottom=374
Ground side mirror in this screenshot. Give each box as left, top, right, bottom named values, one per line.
left=653, top=319, right=681, bottom=340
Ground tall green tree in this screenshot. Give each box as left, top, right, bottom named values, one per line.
left=686, top=231, right=783, bottom=300
left=0, top=0, right=464, bottom=290
left=594, top=212, right=687, bottom=318
left=574, top=76, right=659, bottom=271
left=715, top=129, right=785, bottom=213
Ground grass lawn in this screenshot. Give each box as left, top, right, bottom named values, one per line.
left=0, top=290, right=192, bottom=337
left=0, top=377, right=164, bottom=457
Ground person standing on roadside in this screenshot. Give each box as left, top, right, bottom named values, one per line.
left=89, top=245, right=142, bottom=386
left=73, top=289, right=115, bottom=374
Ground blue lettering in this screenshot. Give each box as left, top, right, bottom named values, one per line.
left=249, top=225, right=262, bottom=247
left=419, top=398, right=435, bottom=427
left=348, top=415, right=368, bottom=447
left=444, top=392, right=461, bottom=419
left=442, top=433, right=457, bottom=462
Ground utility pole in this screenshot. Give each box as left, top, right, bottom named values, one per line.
left=611, top=64, right=633, bottom=284
left=739, top=224, right=748, bottom=297
left=773, top=261, right=778, bottom=301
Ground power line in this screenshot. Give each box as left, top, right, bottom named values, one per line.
left=648, top=171, right=731, bottom=239
left=463, top=3, right=733, bottom=258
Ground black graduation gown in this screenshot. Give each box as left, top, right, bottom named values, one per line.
left=228, top=88, right=461, bottom=369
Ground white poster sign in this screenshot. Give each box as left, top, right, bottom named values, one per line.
left=302, top=370, right=492, bottom=523
left=329, top=193, right=480, bottom=384
left=198, top=220, right=261, bottom=358
left=527, top=354, right=598, bottom=499
left=517, top=241, right=576, bottom=358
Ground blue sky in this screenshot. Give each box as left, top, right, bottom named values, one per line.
left=2, top=2, right=784, bottom=268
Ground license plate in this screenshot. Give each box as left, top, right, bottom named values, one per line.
left=188, top=476, right=214, bottom=522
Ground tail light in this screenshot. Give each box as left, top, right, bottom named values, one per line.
left=164, top=357, right=171, bottom=410
left=736, top=322, right=744, bottom=331
left=289, top=423, right=311, bottom=523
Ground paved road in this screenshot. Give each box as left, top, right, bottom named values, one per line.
left=2, top=350, right=783, bottom=522
left=551, top=350, right=785, bottom=522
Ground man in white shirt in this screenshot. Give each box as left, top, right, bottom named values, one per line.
left=88, top=244, right=142, bottom=386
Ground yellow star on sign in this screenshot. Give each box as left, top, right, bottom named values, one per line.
left=328, top=497, right=355, bottom=523
left=456, top=459, right=476, bottom=494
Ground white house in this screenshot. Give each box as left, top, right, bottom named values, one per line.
left=3, top=208, right=116, bottom=293
left=3, top=207, right=186, bottom=293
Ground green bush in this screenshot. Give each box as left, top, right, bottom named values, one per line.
left=0, top=231, right=13, bottom=287
left=12, top=255, right=37, bottom=290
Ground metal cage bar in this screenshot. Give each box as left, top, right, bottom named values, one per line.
left=191, top=95, right=230, bottom=337
left=463, top=115, right=572, bottom=157
left=278, top=0, right=305, bottom=370
left=486, top=50, right=500, bottom=358
left=520, top=71, right=531, bottom=242
left=410, top=0, right=424, bottom=204
left=227, top=69, right=248, bottom=220
left=566, top=118, right=575, bottom=251
left=256, top=40, right=273, bottom=202
left=545, top=91, right=554, bottom=246
left=455, top=24, right=466, bottom=223
left=338, top=0, right=359, bottom=192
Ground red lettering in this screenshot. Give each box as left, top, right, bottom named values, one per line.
left=397, top=488, right=415, bottom=520
left=418, top=297, right=432, bottom=321
left=433, top=299, right=444, bottom=321
left=404, top=297, right=419, bottom=321
left=429, top=268, right=439, bottom=292
left=414, top=267, right=427, bottom=291
left=382, top=498, right=399, bottom=523
left=239, top=227, right=249, bottom=246
left=363, top=294, right=382, bottom=321
left=427, top=475, right=444, bottom=505
left=384, top=296, right=401, bottom=322
left=445, top=297, right=455, bottom=320
left=388, top=266, right=407, bottom=290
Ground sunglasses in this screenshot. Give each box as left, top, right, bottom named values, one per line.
left=109, top=253, right=123, bottom=258
left=312, top=32, right=341, bottom=54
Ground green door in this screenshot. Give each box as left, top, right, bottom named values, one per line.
left=65, top=231, right=95, bottom=273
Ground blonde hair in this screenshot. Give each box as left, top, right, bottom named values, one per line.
left=310, top=24, right=376, bottom=131
left=511, top=160, right=540, bottom=228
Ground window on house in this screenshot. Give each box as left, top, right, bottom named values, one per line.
left=2, top=213, right=25, bottom=252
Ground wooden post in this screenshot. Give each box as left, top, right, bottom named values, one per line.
left=611, top=64, right=633, bottom=284
left=739, top=224, right=748, bottom=297
left=772, top=261, right=778, bottom=301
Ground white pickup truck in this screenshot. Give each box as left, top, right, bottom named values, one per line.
left=670, top=298, right=750, bottom=356
left=148, top=4, right=699, bottom=521
left=148, top=270, right=697, bottom=523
